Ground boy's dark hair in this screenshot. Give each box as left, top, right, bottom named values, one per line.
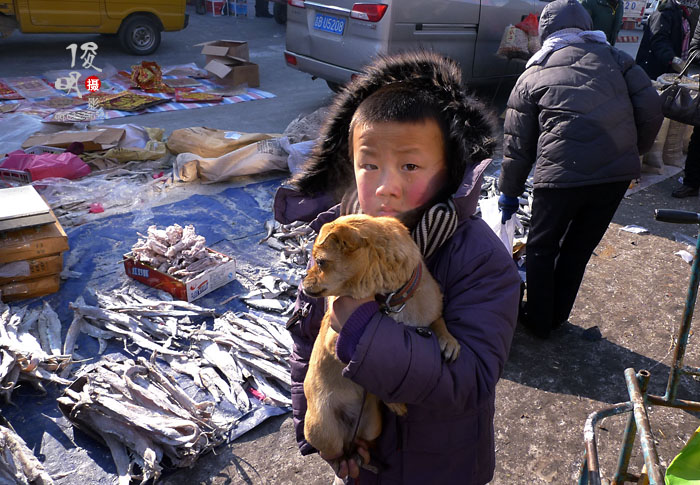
left=348, top=83, right=451, bottom=164
left=290, top=50, right=498, bottom=203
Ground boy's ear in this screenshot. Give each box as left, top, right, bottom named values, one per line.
left=320, top=224, right=367, bottom=253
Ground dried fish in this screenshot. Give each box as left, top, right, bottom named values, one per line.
left=37, top=302, right=62, bottom=356
left=59, top=358, right=222, bottom=485
left=242, top=297, right=290, bottom=313
left=0, top=417, right=55, bottom=485
left=195, top=339, right=250, bottom=412
left=131, top=224, right=230, bottom=283
left=0, top=301, right=71, bottom=402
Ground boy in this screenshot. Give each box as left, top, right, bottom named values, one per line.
left=275, top=51, right=521, bottom=484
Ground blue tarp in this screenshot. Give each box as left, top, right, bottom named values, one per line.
left=3, top=177, right=292, bottom=484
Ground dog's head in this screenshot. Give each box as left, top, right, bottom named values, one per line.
left=302, top=218, right=370, bottom=298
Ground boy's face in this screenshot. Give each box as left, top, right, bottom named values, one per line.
left=353, top=119, right=448, bottom=218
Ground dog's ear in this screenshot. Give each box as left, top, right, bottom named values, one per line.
left=320, top=224, right=367, bottom=253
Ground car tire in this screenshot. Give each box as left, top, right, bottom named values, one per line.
left=326, top=80, right=344, bottom=93
left=118, top=15, right=161, bottom=55
left=273, top=2, right=287, bottom=24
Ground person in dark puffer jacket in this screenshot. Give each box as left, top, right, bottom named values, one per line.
left=636, top=0, right=695, bottom=82
left=671, top=14, right=700, bottom=198
left=498, top=0, right=663, bottom=339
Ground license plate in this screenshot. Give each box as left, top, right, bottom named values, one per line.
left=313, top=13, right=346, bottom=35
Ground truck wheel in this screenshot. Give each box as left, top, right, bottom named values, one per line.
left=326, top=80, right=344, bottom=93
left=273, top=2, right=287, bottom=24
left=119, top=15, right=161, bottom=55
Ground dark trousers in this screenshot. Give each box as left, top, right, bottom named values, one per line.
left=683, top=126, right=700, bottom=189
left=524, top=181, right=630, bottom=333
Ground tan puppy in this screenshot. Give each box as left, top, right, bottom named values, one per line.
left=302, top=214, right=460, bottom=465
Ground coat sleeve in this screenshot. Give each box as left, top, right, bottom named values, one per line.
left=499, top=78, right=539, bottom=198
left=616, top=51, right=664, bottom=154
left=648, top=9, right=677, bottom=68
left=287, top=288, right=325, bottom=455
left=342, top=224, right=521, bottom=412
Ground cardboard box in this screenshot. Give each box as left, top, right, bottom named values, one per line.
left=123, top=249, right=237, bottom=302
left=0, top=274, right=60, bottom=302
left=0, top=254, right=63, bottom=284
left=0, top=214, right=69, bottom=264
left=22, top=127, right=125, bottom=151
left=204, top=57, right=260, bottom=87
left=197, top=40, right=249, bottom=60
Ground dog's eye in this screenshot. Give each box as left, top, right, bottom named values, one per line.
left=316, top=258, right=327, bottom=270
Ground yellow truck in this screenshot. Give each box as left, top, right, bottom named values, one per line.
left=0, top=0, right=188, bottom=55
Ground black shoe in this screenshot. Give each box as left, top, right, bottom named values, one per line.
left=672, top=185, right=699, bottom=198
left=256, top=10, right=273, bottom=17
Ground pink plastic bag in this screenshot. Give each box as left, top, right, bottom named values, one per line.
left=0, top=150, right=91, bottom=181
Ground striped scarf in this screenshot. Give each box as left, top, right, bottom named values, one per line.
left=340, top=190, right=459, bottom=259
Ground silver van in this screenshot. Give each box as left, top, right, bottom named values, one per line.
left=283, top=0, right=548, bottom=90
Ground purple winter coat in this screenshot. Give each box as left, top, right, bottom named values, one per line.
left=274, top=159, right=522, bottom=485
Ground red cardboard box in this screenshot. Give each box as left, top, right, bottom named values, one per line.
left=123, top=249, right=236, bottom=302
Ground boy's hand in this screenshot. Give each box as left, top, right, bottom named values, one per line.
left=319, top=439, right=371, bottom=479
left=498, top=193, right=520, bottom=224
left=328, top=296, right=375, bottom=333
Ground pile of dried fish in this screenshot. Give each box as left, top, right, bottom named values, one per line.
left=0, top=302, right=71, bottom=403
left=241, top=274, right=298, bottom=314
left=130, top=224, right=230, bottom=282
left=67, top=290, right=216, bottom=357
left=186, top=311, right=293, bottom=410
left=68, top=290, right=292, bottom=413
left=260, top=220, right=315, bottom=267
left=58, top=357, right=223, bottom=485
left=0, top=416, right=54, bottom=485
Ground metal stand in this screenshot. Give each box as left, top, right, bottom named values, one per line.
left=578, top=209, right=700, bottom=485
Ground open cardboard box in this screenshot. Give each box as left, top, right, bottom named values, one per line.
left=198, top=39, right=260, bottom=88
left=204, top=57, right=260, bottom=88
left=123, top=248, right=237, bottom=302
left=197, top=40, right=250, bottom=60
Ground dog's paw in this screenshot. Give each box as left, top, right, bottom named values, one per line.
left=385, top=402, right=407, bottom=416
left=439, top=334, right=461, bottom=362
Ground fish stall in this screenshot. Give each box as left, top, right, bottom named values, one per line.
left=1, top=177, right=317, bottom=484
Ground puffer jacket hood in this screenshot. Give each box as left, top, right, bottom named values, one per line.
left=539, top=0, right=594, bottom=41
left=288, top=51, right=498, bottom=207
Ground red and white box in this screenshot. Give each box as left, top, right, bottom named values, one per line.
left=123, top=248, right=236, bottom=302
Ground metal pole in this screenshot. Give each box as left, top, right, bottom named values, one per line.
left=624, top=368, right=664, bottom=485
left=613, top=370, right=650, bottom=485
left=580, top=402, right=635, bottom=485
left=665, top=224, right=700, bottom=402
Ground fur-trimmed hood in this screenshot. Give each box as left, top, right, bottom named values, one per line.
left=289, top=51, right=498, bottom=208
